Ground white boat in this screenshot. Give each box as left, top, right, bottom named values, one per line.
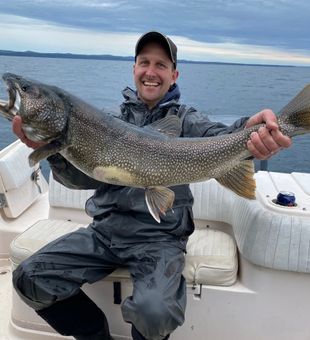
left=0, top=139, right=310, bottom=340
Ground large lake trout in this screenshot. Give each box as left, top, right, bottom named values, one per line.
left=1, top=73, right=310, bottom=222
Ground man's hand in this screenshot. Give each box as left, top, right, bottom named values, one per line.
left=12, top=116, right=46, bottom=149
left=245, top=109, right=292, bottom=160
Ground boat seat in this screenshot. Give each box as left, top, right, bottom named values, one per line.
left=0, top=140, right=47, bottom=218
left=10, top=175, right=238, bottom=286
left=10, top=219, right=237, bottom=286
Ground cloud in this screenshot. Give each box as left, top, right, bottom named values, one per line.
left=0, top=14, right=138, bottom=55
left=174, top=35, right=310, bottom=65
left=0, top=0, right=309, bottom=66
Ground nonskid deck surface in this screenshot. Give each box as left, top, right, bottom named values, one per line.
left=0, top=259, right=13, bottom=340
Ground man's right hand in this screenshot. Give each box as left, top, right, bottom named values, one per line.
left=12, top=116, right=46, bottom=149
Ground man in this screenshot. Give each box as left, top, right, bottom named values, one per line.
left=12, top=31, right=291, bottom=340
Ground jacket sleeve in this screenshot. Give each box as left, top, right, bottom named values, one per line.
left=47, top=154, right=103, bottom=190
left=182, top=106, right=249, bottom=137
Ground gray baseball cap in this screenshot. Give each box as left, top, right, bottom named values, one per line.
left=135, top=31, right=177, bottom=68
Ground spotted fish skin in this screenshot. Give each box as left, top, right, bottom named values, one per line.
left=1, top=73, right=310, bottom=222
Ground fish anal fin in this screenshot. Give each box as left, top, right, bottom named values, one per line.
left=145, top=115, right=182, bottom=137
left=216, top=160, right=256, bottom=199
left=145, top=186, right=175, bottom=223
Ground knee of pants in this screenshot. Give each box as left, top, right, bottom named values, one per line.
left=12, top=258, right=53, bottom=310
left=123, top=289, right=185, bottom=340
left=13, top=259, right=33, bottom=295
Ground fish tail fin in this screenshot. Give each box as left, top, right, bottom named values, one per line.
left=216, top=160, right=256, bottom=199
left=278, top=84, right=310, bottom=137
left=145, top=186, right=175, bottom=223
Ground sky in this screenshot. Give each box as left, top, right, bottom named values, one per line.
left=0, top=0, right=309, bottom=66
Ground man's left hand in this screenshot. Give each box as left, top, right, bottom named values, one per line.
left=245, top=109, right=292, bottom=160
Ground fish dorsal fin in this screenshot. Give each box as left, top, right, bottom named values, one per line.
left=145, top=186, right=175, bottom=223
left=145, top=115, right=182, bottom=137
left=216, top=160, right=256, bottom=199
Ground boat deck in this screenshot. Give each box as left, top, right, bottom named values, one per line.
left=0, top=259, right=11, bottom=340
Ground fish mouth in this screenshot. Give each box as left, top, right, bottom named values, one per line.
left=0, top=74, right=21, bottom=120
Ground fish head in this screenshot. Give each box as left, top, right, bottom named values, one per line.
left=0, top=73, right=68, bottom=142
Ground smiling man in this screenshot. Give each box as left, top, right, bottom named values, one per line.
left=133, top=32, right=179, bottom=109
left=12, top=31, right=291, bottom=340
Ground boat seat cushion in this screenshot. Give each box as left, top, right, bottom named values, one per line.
left=49, top=172, right=94, bottom=210
left=0, top=141, right=46, bottom=218
left=10, top=219, right=237, bottom=286
left=0, top=142, right=34, bottom=191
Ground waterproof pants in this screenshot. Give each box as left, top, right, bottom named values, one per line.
left=13, top=226, right=186, bottom=340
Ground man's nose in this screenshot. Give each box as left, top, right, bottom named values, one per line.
left=145, top=65, right=156, bottom=77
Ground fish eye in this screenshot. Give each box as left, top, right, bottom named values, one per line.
left=20, top=82, right=30, bottom=92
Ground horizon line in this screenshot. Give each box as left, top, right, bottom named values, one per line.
left=0, top=49, right=301, bottom=68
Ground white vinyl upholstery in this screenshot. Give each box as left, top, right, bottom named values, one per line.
left=10, top=176, right=238, bottom=286
left=0, top=140, right=47, bottom=218
left=0, top=143, right=34, bottom=190
left=184, top=228, right=237, bottom=285
left=10, top=170, right=310, bottom=276
left=10, top=219, right=238, bottom=286
left=49, top=172, right=94, bottom=210
left=191, top=175, right=310, bottom=274
left=10, top=219, right=85, bottom=267
left=190, top=179, right=233, bottom=222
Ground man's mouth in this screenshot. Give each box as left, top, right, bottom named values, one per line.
left=142, top=81, right=160, bottom=87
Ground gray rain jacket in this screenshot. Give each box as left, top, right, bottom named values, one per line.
left=48, top=84, right=248, bottom=250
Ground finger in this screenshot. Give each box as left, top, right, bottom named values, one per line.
left=247, top=140, right=270, bottom=160
left=26, top=140, right=41, bottom=149
left=270, top=129, right=292, bottom=148
left=12, top=116, right=25, bottom=139
left=247, top=128, right=283, bottom=160
left=245, top=112, right=262, bottom=128
left=246, top=109, right=278, bottom=130
left=261, top=109, right=279, bottom=131
left=257, top=126, right=281, bottom=152
left=249, top=129, right=274, bottom=156
left=265, top=121, right=278, bottom=131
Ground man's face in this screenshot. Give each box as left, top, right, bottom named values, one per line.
left=134, top=42, right=179, bottom=109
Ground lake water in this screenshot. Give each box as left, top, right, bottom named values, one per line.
left=0, top=56, right=310, bottom=178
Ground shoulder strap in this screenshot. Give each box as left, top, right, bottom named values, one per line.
left=165, top=104, right=193, bottom=137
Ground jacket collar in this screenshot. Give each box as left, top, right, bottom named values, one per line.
left=122, top=83, right=181, bottom=109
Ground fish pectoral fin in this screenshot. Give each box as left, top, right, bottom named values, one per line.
left=145, top=115, right=182, bottom=137
left=28, top=141, right=66, bottom=167
left=145, top=186, right=175, bottom=223
left=216, top=160, right=256, bottom=199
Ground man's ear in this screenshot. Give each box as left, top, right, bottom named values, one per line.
left=172, top=69, right=179, bottom=85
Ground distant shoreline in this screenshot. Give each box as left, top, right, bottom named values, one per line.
left=0, top=49, right=296, bottom=68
